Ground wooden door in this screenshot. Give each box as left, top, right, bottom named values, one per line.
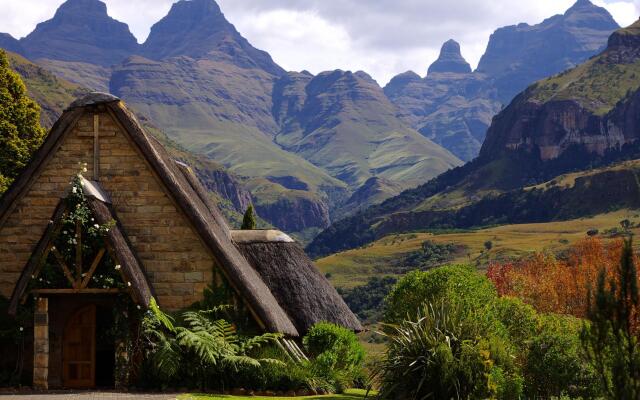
left=62, top=304, right=96, bottom=388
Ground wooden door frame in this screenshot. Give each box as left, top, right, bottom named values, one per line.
left=62, top=303, right=97, bottom=389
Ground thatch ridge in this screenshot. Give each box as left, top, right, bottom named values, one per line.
left=106, top=100, right=298, bottom=336
left=235, top=236, right=362, bottom=335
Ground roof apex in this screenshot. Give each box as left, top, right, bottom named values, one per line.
left=67, top=92, right=120, bottom=110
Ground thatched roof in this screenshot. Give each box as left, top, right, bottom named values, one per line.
left=233, top=230, right=363, bottom=334
left=7, top=181, right=154, bottom=314
left=0, top=93, right=298, bottom=336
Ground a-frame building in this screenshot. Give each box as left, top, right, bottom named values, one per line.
left=0, top=93, right=360, bottom=389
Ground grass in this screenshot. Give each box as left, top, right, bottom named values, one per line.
left=531, top=55, right=640, bottom=115
left=317, top=210, right=640, bottom=288
left=180, top=389, right=373, bottom=400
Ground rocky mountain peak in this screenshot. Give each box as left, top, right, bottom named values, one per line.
left=563, top=0, right=619, bottom=30
left=53, top=0, right=108, bottom=17
left=142, top=0, right=284, bottom=75
left=428, top=39, right=471, bottom=74
left=20, top=0, right=138, bottom=66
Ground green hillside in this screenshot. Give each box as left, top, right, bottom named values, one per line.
left=318, top=209, right=640, bottom=289
left=7, top=51, right=87, bottom=128
left=530, top=20, right=640, bottom=115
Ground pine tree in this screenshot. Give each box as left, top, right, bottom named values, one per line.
left=582, top=237, right=640, bottom=399
left=241, top=205, right=256, bottom=230
left=0, top=49, right=46, bottom=193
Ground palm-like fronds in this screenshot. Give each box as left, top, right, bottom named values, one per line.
left=142, top=299, right=285, bottom=385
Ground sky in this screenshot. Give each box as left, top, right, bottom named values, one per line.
left=0, top=0, right=638, bottom=85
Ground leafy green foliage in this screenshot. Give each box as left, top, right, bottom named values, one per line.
left=374, top=301, right=519, bottom=400
left=141, top=299, right=284, bottom=390
left=376, top=264, right=604, bottom=398
left=0, top=49, right=46, bottom=193
left=525, top=314, right=600, bottom=398
left=339, top=277, right=397, bottom=322
left=383, top=264, right=497, bottom=324
left=303, top=322, right=366, bottom=391
left=403, top=240, right=458, bottom=271
left=28, top=171, right=119, bottom=291
left=582, top=238, right=640, bottom=399
left=241, top=205, right=257, bottom=230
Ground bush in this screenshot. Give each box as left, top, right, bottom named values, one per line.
left=525, top=314, right=600, bottom=398
left=384, top=264, right=497, bottom=324
left=374, top=301, right=521, bottom=400
left=303, top=322, right=365, bottom=392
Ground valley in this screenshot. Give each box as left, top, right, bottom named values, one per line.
left=317, top=209, right=640, bottom=289
left=0, top=0, right=623, bottom=241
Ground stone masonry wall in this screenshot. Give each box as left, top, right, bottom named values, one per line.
left=0, top=110, right=217, bottom=310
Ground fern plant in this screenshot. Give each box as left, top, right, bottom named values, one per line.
left=141, top=298, right=283, bottom=389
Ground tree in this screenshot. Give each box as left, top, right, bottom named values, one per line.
left=621, top=219, right=632, bottom=232
left=484, top=240, right=493, bottom=251
left=582, top=238, right=640, bottom=399
left=0, top=49, right=46, bottom=193
left=240, top=205, right=256, bottom=230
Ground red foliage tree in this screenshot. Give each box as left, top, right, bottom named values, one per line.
left=487, top=238, right=636, bottom=319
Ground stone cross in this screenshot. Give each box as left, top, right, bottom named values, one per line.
left=77, top=114, right=115, bottom=180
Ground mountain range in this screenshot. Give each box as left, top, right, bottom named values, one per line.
left=384, top=0, right=619, bottom=161
left=308, top=19, right=640, bottom=258
left=0, top=0, right=623, bottom=240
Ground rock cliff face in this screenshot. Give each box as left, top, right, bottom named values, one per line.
left=385, top=41, right=501, bottom=161
left=195, top=167, right=253, bottom=213
left=480, top=19, right=640, bottom=163
left=477, top=0, right=618, bottom=103
left=428, top=40, right=472, bottom=74
left=385, top=1, right=618, bottom=161
left=254, top=195, right=331, bottom=232
left=20, top=0, right=139, bottom=66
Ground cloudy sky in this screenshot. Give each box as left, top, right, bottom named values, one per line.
left=0, top=0, right=638, bottom=84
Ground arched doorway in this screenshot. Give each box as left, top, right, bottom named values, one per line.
left=62, top=304, right=96, bottom=388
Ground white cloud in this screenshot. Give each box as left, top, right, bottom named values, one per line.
left=0, top=0, right=637, bottom=85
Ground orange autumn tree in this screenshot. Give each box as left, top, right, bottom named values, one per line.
left=487, top=238, right=637, bottom=318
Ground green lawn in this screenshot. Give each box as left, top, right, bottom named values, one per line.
left=180, top=388, right=372, bottom=400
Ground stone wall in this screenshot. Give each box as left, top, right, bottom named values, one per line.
left=0, top=110, right=218, bottom=310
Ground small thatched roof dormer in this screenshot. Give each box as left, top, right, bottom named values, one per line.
left=232, top=229, right=363, bottom=334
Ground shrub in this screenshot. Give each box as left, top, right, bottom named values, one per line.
left=384, top=264, right=497, bottom=324
left=374, top=301, right=520, bottom=400
left=525, top=314, right=600, bottom=398
left=140, top=299, right=286, bottom=391
left=303, top=322, right=365, bottom=391
left=492, top=297, right=538, bottom=350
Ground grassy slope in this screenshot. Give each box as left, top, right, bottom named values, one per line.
left=317, top=210, right=640, bottom=289
left=276, top=71, right=462, bottom=189
left=7, top=51, right=87, bottom=128
left=531, top=20, right=640, bottom=115
left=111, top=57, right=349, bottom=204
